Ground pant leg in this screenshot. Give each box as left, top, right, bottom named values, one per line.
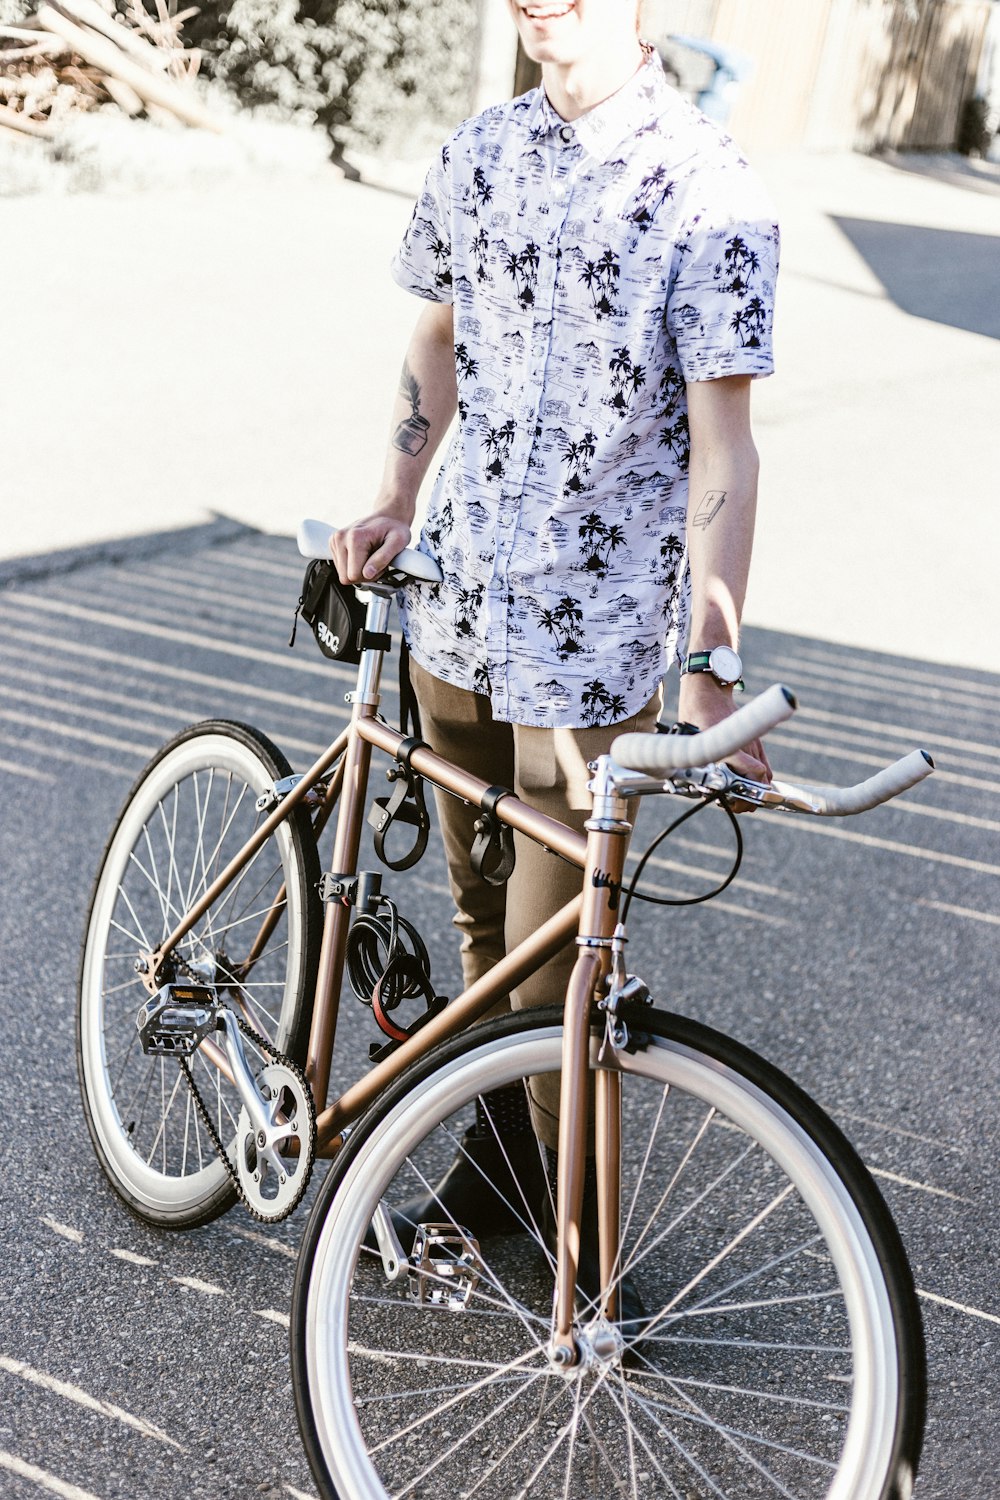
left=408, top=658, right=513, bottom=1013
left=507, top=689, right=662, bottom=1145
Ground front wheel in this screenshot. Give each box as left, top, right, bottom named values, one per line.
left=292, top=1006, right=925, bottom=1500
left=78, top=720, right=323, bottom=1229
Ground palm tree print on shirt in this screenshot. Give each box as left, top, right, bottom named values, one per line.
left=454, top=583, right=484, bottom=638
left=472, top=226, right=491, bottom=284
left=658, top=415, right=690, bottom=468
left=629, top=164, right=675, bottom=232
left=578, top=512, right=626, bottom=579
left=483, top=419, right=516, bottom=480
left=731, top=295, right=768, bottom=349
left=455, top=343, right=479, bottom=383
left=716, top=234, right=761, bottom=297
left=472, top=166, right=493, bottom=212
left=562, top=429, right=598, bottom=493
left=580, top=678, right=628, bottom=726
left=503, top=240, right=541, bottom=307
left=536, top=595, right=585, bottom=660
left=608, top=346, right=646, bottom=413
left=579, top=248, right=621, bottom=319
left=430, top=231, right=453, bottom=295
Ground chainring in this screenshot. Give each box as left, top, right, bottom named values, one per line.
left=230, top=1062, right=317, bottom=1221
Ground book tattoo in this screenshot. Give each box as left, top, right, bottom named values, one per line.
left=393, top=359, right=430, bottom=455
left=692, top=490, right=727, bottom=529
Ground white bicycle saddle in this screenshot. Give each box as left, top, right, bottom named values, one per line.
left=297, top=519, right=443, bottom=584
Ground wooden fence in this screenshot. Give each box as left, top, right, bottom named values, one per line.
left=642, top=0, right=993, bottom=150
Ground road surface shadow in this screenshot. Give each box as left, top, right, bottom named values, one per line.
left=832, top=215, right=1000, bottom=339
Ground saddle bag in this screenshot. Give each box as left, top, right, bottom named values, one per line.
left=288, top=560, right=367, bottom=664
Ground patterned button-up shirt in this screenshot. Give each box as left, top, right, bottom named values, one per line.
left=392, top=51, right=779, bottom=728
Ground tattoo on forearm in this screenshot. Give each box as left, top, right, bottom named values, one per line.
left=392, top=359, right=430, bottom=455
left=692, top=490, right=727, bottom=529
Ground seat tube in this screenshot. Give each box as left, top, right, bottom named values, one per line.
left=307, top=590, right=392, bottom=1111
left=552, top=756, right=631, bottom=1355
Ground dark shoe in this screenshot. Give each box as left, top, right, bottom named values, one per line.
left=540, top=1175, right=649, bottom=1346
left=366, top=1129, right=547, bottom=1256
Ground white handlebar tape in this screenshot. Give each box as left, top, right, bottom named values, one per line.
left=611, top=684, right=797, bottom=775
left=296, top=519, right=442, bottom=583
left=770, top=749, right=934, bottom=816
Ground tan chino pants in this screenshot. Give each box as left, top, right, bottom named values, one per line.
left=409, top=657, right=661, bottom=1145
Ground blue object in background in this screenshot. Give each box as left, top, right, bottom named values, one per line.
left=669, top=33, right=754, bottom=125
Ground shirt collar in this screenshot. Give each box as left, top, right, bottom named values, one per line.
left=524, top=49, right=671, bottom=164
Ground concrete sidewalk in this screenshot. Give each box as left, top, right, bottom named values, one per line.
left=2, top=144, right=998, bottom=671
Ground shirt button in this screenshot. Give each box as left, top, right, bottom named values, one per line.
left=559, top=125, right=573, bottom=143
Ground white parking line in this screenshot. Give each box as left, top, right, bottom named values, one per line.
left=171, top=1275, right=226, bottom=1296
left=917, top=1290, right=1000, bottom=1326
left=868, top=1166, right=969, bottom=1203
left=108, top=1249, right=158, bottom=1268
left=256, top=1309, right=291, bottom=1329
left=0, top=1358, right=185, bottom=1452
left=0, top=1451, right=102, bottom=1500
left=917, top=898, right=1000, bottom=927
left=0, top=757, right=56, bottom=782
left=228, top=1225, right=297, bottom=1260
left=40, top=1218, right=83, bottom=1244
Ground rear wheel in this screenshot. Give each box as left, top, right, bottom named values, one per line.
left=293, top=1006, right=924, bottom=1500
left=78, top=720, right=323, bottom=1229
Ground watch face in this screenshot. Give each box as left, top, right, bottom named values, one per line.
left=709, top=646, right=742, bottom=684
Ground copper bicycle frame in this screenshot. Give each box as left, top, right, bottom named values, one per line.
left=142, top=585, right=633, bottom=1351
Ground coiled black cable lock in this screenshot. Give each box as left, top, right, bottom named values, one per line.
left=343, top=880, right=447, bottom=1060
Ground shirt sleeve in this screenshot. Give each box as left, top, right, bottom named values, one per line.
left=390, top=142, right=455, bottom=304
left=666, top=166, right=780, bottom=382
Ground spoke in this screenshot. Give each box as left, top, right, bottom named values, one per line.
left=351, top=1344, right=543, bottom=1376
left=629, top=1368, right=850, bottom=1414
left=144, top=1064, right=186, bottom=1168
left=115, top=880, right=154, bottom=954
left=357, top=1374, right=530, bottom=1406
left=352, top=1288, right=545, bottom=1324
left=139, top=821, right=170, bottom=940
left=602, top=1376, right=715, bottom=1500
left=625, top=1101, right=717, bottom=1271
left=157, top=786, right=184, bottom=935
left=182, top=768, right=214, bottom=914
left=599, top=1374, right=692, bottom=1500
left=620, top=1080, right=671, bottom=1252
left=676, top=1233, right=827, bottom=1320
left=512, top=1360, right=617, bottom=1500
left=620, top=1137, right=762, bottom=1287
left=366, top=1346, right=543, bottom=1461
left=637, top=1375, right=838, bottom=1484
left=677, top=1286, right=841, bottom=1320
left=477, top=1092, right=552, bottom=1252
left=631, top=1184, right=798, bottom=1346
left=462, top=1375, right=571, bottom=1500
left=644, top=1333, right=850, bottom=1355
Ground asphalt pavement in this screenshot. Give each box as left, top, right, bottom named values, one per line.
left=1, top=140, right=999, bottom=1500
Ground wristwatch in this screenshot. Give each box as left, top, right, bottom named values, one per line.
left=682, top=646, right=744, bottom=690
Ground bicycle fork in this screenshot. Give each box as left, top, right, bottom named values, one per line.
left=551, top=756, right=631, bottom=1366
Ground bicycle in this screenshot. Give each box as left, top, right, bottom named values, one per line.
left=77, top=519, right=934, bottom=1500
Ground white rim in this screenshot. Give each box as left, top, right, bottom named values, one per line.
left=80, top=732, right=305, bottom=1214
left=303, top=1026, right=899, bottom=1500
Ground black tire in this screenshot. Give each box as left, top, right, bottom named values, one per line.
left=78, top=720, right=322, bottom=1230
left=292, top=1005, right=925, bottom=1500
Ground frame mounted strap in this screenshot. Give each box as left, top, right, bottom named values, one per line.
left=368, top=738, right=430, bottom=871
left=470, top=784, right=517, bottom=887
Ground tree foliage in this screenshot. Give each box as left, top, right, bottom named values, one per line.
left=186, top=0, right=476, bottom=159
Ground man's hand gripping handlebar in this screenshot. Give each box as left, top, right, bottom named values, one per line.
left=610, top=684, right=935, bottom=816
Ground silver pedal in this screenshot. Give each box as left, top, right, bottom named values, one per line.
left=407, top=1224, right=482, bottom=1310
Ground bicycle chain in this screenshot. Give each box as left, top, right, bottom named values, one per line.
left=180, top=1014, right=317, bottom=1224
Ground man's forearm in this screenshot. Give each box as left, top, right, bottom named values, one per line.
left=683, top=375, right=759, bottom=652
left=376, top=301, right=458, bottom=522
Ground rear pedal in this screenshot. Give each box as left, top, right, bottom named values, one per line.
left=136, top=984, right=219, bottom=1057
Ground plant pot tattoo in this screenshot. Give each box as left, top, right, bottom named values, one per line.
left=393, top=359, right=430, bottom=455
left=692, top=490, right=727, bottom=529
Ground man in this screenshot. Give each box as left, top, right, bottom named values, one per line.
left=333, top=0, right=779, bottom=1272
